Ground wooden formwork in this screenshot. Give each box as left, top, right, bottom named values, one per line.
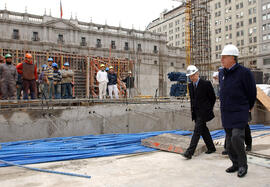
left=0, top=48, right=133, bottom=98
left=89, top=56, right=134, bottom=98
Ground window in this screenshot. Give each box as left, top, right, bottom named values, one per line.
left=12, top=29, right=19, bottom=40
left=154, top=60, right=157, bottom=65
left=124, top=42, right=129, bottom=50
left=154, top=46, right=158, bottom=53
left=137, top=43, right=142, bottom=51
left=241, top=40, right=244, bottom=46
left=253, top=17, right=256, bottom=23
left=263, top=14, right=267, bottom=21
left=111, top=40, right=116, bottom=49
left=253, top=37, right=257, bottom=43
left=96, top=39, right=102, bottom=48
left=249, top=18, right=253, bottom=24
left=169, top=22, right=173, bottom=28
left=58, top=34, right=64, bottom=43
left=80, top=37, right=87, bottom=46
left=32, top=32, right=39, bottom=41
left=263, top=58, right=270, bottom=65
left=170, top=62, right=174, bottom=67
left=263, top=24, right=266, bottom=31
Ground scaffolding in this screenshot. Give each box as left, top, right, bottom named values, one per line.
left=191, top=0, right=211, bottom=79
left=0, top=48, right=133, bottom=98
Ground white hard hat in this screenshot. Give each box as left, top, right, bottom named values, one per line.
left=186, top=65, right=198, bottom=76
left=221, top=44, right=239, bottom=56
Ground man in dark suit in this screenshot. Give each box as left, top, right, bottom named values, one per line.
left=219, top=44, right=256, bottom=178
left=182, top=65, right=216, bottom=159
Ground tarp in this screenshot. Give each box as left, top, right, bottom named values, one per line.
left=0, top=124, right=269, bottom=167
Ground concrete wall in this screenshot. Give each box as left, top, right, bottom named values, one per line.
left=0, top=102, right=222, bottom=142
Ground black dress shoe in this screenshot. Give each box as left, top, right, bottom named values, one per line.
left=238, top=166, right=248, bottom=178
left=226, top=166, right=238, bottom=173
left=246, top=146, right=252, bottom=152
left=222, top=150, right=228, bottom=155
left=205, top=149, right=216, bottom=154
left=182, top=152, right=192, bottom=159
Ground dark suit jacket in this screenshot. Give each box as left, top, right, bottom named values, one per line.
left=188, top=79, right=216, bottom=122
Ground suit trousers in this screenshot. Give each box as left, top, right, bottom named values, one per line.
left=224, top=124, right=252, bottom=149
left=186, top=117, right=216, bottom=155
left=225, top=128, right=247, bottom=168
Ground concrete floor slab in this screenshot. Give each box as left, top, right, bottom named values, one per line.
left=0, top=131, right=269, bottom=187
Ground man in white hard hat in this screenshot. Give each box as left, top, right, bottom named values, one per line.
left=219, top=44, right=256, bottom=178
left=182, top=65, right=216, bottom=159
left=96, top=64, right=108, bottom=99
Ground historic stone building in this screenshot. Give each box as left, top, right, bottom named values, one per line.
left=0, top=8, right=185, bottom=97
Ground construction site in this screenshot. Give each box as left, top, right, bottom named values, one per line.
left=0, top=0, right=270, bottom=186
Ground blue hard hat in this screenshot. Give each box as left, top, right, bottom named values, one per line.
left=105, top=67, right=109, bottom=71
left=64, top=62, right=70, bottom=66
left=41, top=64, right=47, bottom=68
left=52, top=63, right=58, bottom=68
left=48, top=58, right=53, bottom=62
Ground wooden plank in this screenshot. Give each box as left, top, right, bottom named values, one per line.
left=141, top=133, right=206, bottom=156
left=257, top=86, right=270, bottom=111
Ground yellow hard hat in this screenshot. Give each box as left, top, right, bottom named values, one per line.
left=100, top=64, right=105, bottom=67
left=109, top=66, right=113, bottom=69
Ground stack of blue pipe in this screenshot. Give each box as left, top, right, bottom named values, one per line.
left=168, top=72, right=187, bottom=96
left=170, top=84, right=187, bottom=97
left=167, top=72, right=187, bottom=83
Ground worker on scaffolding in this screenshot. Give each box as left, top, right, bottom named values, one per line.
left=96, top=64, right=108, bottom=99
left=219, top=44, right=256, bottom=178
left=182, top=65, right=216, bottom=160
left=52, top=63, right=62, bottom=99
left=61, top=62, right=74, bottom=99
left=16, top=61, right=23, bottom=100
left=107, top=66, right=119, bottom=99
left=122, top=71, right=135, bottom=98
left=16, top=53, right=38, bottom=100
left=0, top=54, right=17, bottom=100
left=39, top=64, right=49, bottom=99
left=45, top=58, right=54, bottom=99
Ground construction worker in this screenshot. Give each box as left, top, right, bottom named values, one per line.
left=123, top=71, right=135, bottom=98
left=0, top=56, right=4, bottom=99
left=96, top=64, right=108, bottom=99
left=39, top=64, right=49, bottom=99
left=182, top=65, right=216, bottom=159
left=219, top=44, right=256, bottom=178
left=107, top=66, right=119, bottom=99
left=46, top=58, right=54, bottom=99
left=16, top=62, right=23, bottom=100
left=61, top=62, right=74, bottom=99
left=52, top=63, right=62, bottom=99
left=0, top=54, right=17, bottom=100
left=16, top=53, right=38, bottom=100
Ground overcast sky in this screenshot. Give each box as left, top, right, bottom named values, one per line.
left=0, top=0, right=181, bottom=30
